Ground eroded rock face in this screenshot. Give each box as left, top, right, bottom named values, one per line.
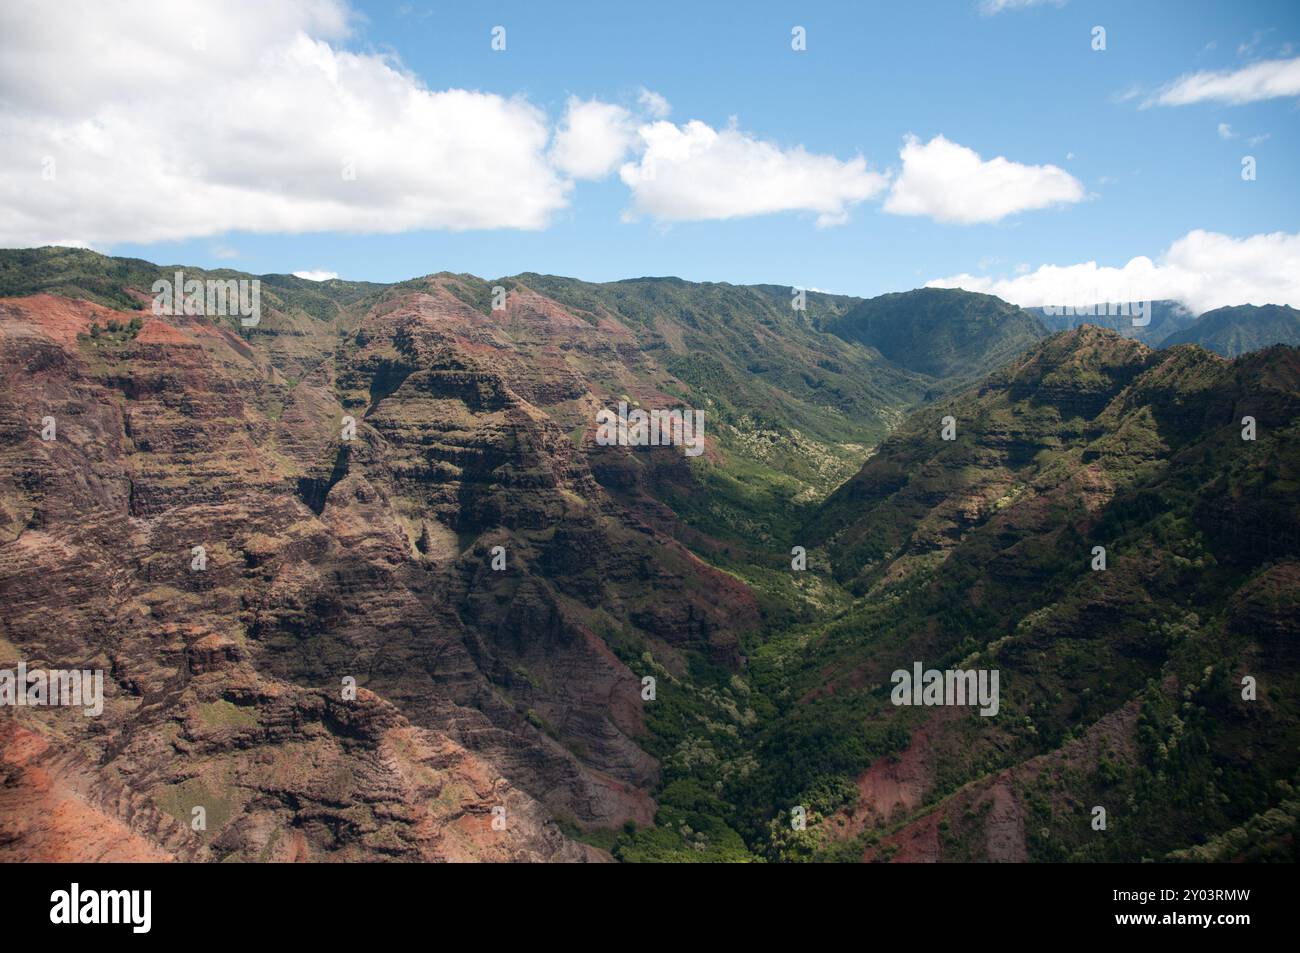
left=0, top=284, right=758, bottom=861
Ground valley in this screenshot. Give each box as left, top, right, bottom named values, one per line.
left=0, top=246, right=1296, bottom=863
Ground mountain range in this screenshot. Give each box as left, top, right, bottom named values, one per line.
left=0, top=246, right=1295, bottom=862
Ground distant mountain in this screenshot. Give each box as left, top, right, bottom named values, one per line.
left=0, top=244, right=384, bottom=317
left=1162, top=303, right=1300, bottom=357
left=825, top=287, right=1048, bottom=386
left=1029, top=299, right=1197, bottom=346
left=1031, top=300, right=1300, bottom=358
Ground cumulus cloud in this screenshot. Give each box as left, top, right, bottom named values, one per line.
left=550, top=98, right=638, bottom=180
left=1217, top=122, right=1236, bottom=139
left=293, top=269, right=339, bottom=281
left=883, top=135, right=1084, bottom=224
left=618, top=120, right=888, bottom=226
left=927, top=229, right=1300, bottom=314
left=0, top=0, right=570, bottom=246
left=1150, top=56, right=1300, bottom=106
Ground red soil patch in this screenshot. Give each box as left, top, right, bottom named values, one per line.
left=851, top=711, right=954, bottom=825
left=0, top=294, right=125, bottom=349
left=0, top=720, right=172, bottom=862
left=865, top=810, right=943, bottom=863
left=135, top=317, right=193, bottom=345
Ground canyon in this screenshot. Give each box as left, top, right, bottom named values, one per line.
left=0, top=247, right=1296, bottom=862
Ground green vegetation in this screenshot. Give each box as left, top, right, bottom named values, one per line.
left=0, top=245, right=385, bottom=319
left=153, top=775, right=239, bottom=841
left=82, top=314, right=144, bottom=344
left=825, top=286, right=1047, bottom=384
left=197, top=699, right=259, bottom=729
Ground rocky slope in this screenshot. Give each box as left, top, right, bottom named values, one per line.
left=0, top=279, right=760, bottom=860
left=2, top=248, right=1295, bottom=863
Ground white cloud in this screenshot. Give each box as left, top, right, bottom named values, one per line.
left=1237, top=29, right=1274, bottom=59
left=883, top=135, right=1084, bottom=225
left=637, top=88, right=672, bottom=119
left=1217, top=122, right=1236, bottom=139
left=293, top=269, right=339, bottom=281
left=550, top=97, right=637, bottom=180
left=979, top=0, right=1064, bottom=15
left=618, top=120, right=888, bottom=227
left=927, top=229, right=1300, bottom=314
left=1151, top=56, right=1300, bottom=106
left=0, top=0, right=571, bottom=246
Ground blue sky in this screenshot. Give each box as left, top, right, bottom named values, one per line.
left=2, top=0, right=1298, bottom=309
